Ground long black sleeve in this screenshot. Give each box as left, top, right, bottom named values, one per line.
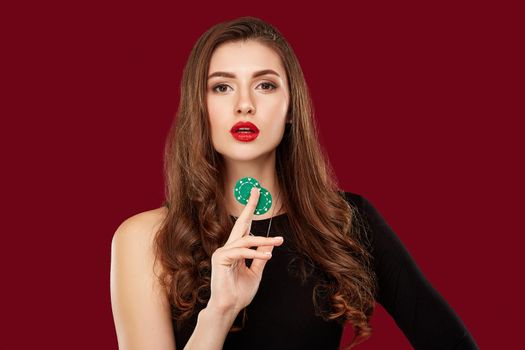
left=344, top=192, right=479, bottom=350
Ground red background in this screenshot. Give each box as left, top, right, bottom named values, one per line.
left=3, top=1, right=523, bottom=349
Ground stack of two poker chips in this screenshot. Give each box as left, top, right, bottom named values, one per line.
left=233, top=176, right=273, bottom=215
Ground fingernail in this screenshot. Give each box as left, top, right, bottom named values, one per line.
left=274, top=236, right=283, bottom=241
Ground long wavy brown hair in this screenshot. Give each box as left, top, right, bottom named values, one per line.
left=153, top=16, right=378, bottom=349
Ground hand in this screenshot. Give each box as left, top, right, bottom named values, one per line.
left=207, top=186, right=284, bottom=317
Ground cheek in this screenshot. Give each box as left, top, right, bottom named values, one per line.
left=206, top=96, right=226, bottom=132
left=266, top=106, right=288, bottom=132
left=261, top=93, right=288, bottom=117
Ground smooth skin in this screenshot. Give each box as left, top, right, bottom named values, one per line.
left=110, top=206, right=176, bottom=350
left=207, top=186, right=284, bottom=317
left=111, top=187, right=284, bottom=349
left=184, top=186, right=284, bottom=350
left=206, top=39, right=291, bottom=220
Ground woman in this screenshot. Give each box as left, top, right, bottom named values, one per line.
left=110, top=16, right=478, bottom=349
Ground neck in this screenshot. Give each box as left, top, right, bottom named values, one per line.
left=222, top=151, right=284, bottom=220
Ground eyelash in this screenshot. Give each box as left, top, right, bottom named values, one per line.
left=211, top=82, right=278, bottom=93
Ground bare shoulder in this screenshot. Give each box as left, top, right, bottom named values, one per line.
left=112, top=206, right=168, bottom=250
left=110, top=205, right=176, bottom=349
left=111, top=205, right=170, bottom=292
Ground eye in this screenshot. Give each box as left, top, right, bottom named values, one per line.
left=211, top=84, right=232, bottom=93
left=258, top=82, right=277, bottom=91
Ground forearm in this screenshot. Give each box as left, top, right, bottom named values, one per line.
left=183, top=305, right=237, bottom=350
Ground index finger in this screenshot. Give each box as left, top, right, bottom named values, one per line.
left=226, top=186, right=260, bottom=244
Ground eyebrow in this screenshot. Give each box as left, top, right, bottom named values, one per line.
left=207, top=69, right=281, bottom=80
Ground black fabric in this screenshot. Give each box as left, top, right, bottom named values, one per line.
left=169, top=191, right=478, bottom=349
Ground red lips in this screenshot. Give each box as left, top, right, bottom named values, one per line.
left=230, top=121, right=260, bottom=133
left=230, top=121, right=260, bottom=142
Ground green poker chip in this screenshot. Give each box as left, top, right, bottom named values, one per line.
left=234, top=176, right=261, bottom=203
left=233, top=176, right=273, bottom=215
left=253, top=187, right=272, bottom=215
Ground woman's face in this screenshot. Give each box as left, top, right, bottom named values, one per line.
left=206, top=40, right=290, bottom=162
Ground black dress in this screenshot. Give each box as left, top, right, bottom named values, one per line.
left=168, top=191, right=479, bottom=349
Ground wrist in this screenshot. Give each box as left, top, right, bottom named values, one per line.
left=203, top=301, right=238, bottom=324
left=206, top=298, right=237, bottom=315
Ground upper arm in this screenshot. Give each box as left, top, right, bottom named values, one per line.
left=110, top=208, right=176, bottom=350
left=344, top=192, right=478, bottom=349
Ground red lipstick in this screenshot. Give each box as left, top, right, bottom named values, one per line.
left=230, top=121, right=260, bottom=142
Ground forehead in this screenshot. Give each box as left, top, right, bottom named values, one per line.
left=208, top=40, right=286, bottom=78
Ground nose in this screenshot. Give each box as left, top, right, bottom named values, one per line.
left=235, top=88, right=256, bottom=115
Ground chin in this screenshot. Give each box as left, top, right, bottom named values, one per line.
left=221, top=151, right=265, bottom=162
left=220, top=145, right=277, bottom=161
